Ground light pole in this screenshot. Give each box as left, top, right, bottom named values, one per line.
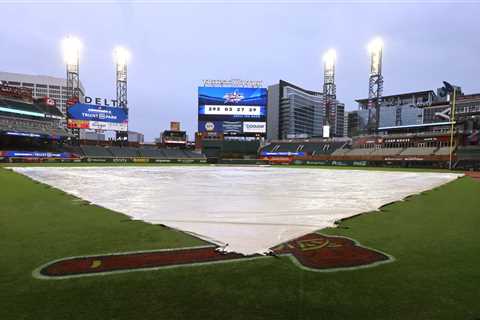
left=113, top=46, right=130, bottom=145
left=367, top=37, right=384, bottom=134
left=62, top=36, right=82, bottom=143
left=113, top=46, right=130, bottom=109
left=323, top=49, right=336, bottom=138
left=443, top=81, right=457, bottom=170
left=62, top=36, right=81, bottom=101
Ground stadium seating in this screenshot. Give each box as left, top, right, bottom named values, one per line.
left=260, top=142, right=345, bottom=156
left=61, top=145, right=84, bottom=156
left=330, top=147, right=351, bottom=156
left=163, top=148, right=187, bottom=158
left=399, top=147, right=437, bottom=156
left=106, top=146, right=140, bottom=158
left=457, top=146, right=480, bottom=159
left=0, top=98, right=43, bottom=115
left=370, top=148, right=404, bottom=156
left=0, top=115, right=69, bottom=137
left=80, top=145, right=113, bottom=158
left=309, top=142, right=345, bottom=155
left=137, top=147, right=167, bottom=158
left=183, top=150, right=206, bottom=159
left=343, top=148, right=375, bottom=156
left=434, top=146, right=453, bottom=156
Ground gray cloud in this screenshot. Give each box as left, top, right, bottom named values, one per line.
left=0, top=2, right=478, bottom=140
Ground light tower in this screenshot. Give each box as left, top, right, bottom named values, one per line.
left=62, top=36, right=82, bottom=101
left=114, top=46, right=130, bottom=109
left=367, top=37, right=384, bottom=133
left=323, top=49, right=336, bottom=137
left=62, top=36, right=81, bottom=142
left=113, top=46, right=130, bottom=144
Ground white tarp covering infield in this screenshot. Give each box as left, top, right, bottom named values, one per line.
left=11, top=166, right=461, bottom=255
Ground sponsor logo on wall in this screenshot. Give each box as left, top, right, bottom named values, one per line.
left=243, top=121, right=266, bottom=133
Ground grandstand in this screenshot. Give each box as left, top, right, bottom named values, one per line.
left=370, top=148, right=404, bottom=156
left=399, top=147, right=438, bottom=156
left=0, top=83, right=207, bottom=163
left=68, top=145, right=205, bottom=161
left=261, top=140, right=346, bottom=156
left=258, top=133, right=460, bottom=168
left=0, top=84, right=74, bottom=161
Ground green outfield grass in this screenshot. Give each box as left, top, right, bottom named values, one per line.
left=1, top=166, right=479, bottom=320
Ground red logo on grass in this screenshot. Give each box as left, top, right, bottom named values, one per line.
left=34, top=233, right=393, bottom=279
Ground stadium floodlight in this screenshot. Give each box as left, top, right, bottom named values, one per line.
left=367, top=37, right=383, bottom=55
left=323, top=48, right=336, bottom=72
left=62, top=36, right=82, bottom=67
left=113, top=46, right=131, bottom=70
left=368, top=37, right=383, bottom=75
left=322, top=48, right=337, bottom=135
left=113, top=46, right=129, bottom=113
left=365, top=37, right=384, bottom=134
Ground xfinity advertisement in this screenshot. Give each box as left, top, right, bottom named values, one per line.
left=198, top=86, right=267, bottom=136
left=67, top=103, right=128, bottom=132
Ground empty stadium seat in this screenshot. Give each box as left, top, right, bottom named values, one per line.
left=260, top=142, right=345, bottom=156
left=138, top=148, right=167, bottom=158
left=343, top=148, right=375, bottom=156
left=331, top=148, right=350, bottom=156
left=400, top=147, right=437, bottom=156
left=183, top=150, right=206, bottom=159
left=370, top=148, right=404, bottom=156
left=435, top=147, right=453, bottom=156
left=107, top=147, right=140, bottom=158
left=80, top=145, right=113, bottom=157
left=163, top=149, right=187, bottom=158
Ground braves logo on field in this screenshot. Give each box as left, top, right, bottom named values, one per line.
left=33, top=233, right=393, bottom=279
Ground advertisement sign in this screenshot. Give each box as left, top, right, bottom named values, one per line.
left=261, top=151, right=305, bottom=157
left=222, top=121, right=243, bottom=134
left=0, top=151, right=74, bottom=158
left=243, top=122, right=266, bottom=133
left=67, top=103, right=128, bottom=131
left=198, top=121, right=243, bottom=134
left=323, top=125, right=330, bottom=138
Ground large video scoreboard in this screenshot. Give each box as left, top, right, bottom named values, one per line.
left=197, top=86, right=267, bottom=137
left=67, top=102, right=128, bottom=132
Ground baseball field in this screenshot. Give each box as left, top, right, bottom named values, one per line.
left=1, top=164, right=479, bottom=319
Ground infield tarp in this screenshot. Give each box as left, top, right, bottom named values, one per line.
left=11, top=167, right=461, bottom=255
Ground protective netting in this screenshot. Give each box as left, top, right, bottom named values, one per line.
left=11, top=166, right=460, bottom=254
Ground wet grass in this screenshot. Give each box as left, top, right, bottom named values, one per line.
left=1, top=167, right=479, bottom=320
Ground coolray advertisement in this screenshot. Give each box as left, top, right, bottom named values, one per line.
left=198, top=86, right=267, bottom=136
left=243, top=121, right=266, bottom=133
left=67, top=103, right=128, bottom=131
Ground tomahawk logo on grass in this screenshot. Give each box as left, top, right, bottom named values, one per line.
left=34, top=232, right=393, bottom=279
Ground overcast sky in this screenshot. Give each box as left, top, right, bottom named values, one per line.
left=1, top=1, right=479, bottom=140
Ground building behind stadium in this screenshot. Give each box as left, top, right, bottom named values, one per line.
left=267, top=80, right=345, bottom=140
left=0, top=71, right=86, bottom=123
